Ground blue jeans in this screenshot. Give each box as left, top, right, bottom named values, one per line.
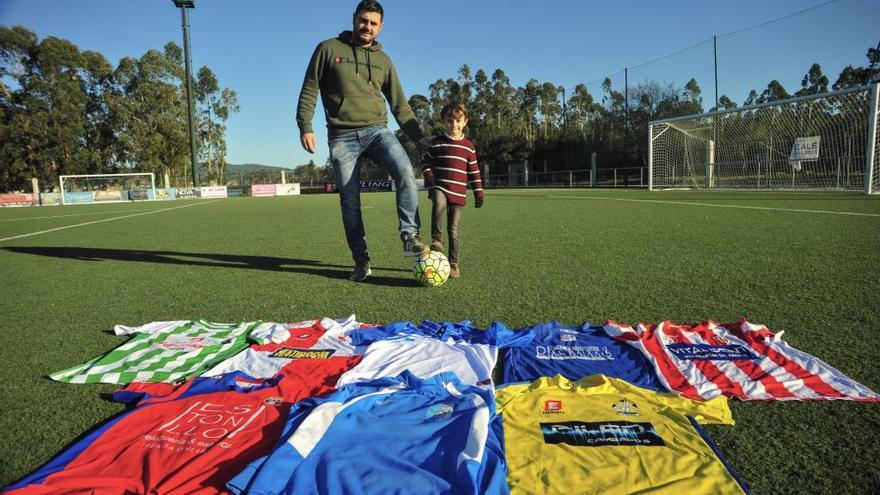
left=328, top=125, right=421, bottom=261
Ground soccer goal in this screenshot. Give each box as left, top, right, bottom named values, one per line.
left=648, top=83, right=880, bottom=194
left=59, top=173, right=157, bottom=205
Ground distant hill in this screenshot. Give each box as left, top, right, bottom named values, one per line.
left=226, top=163, right=293, bottom=177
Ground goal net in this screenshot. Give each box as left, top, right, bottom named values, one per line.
left=59, top=173, right=157, bottom=205
left=649, top=83, right=880, bottom=193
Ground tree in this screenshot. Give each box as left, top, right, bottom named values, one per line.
left=196, top=65, right=239, bottom=185
left=113, top=45, right=189, bottom=181
left=681, top=78, right=703, bottom=115
left=832, top=46, right=880, bottom=90
left=712, top=95, right=737, bottom=112
left=796, top=63, right=829, bottom=97
left=757, top=80, right=790, bottom=104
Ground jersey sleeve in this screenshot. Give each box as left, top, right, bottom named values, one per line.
left=467, top=146, right=484, bottom=199
left=113, top=320, right=189, bottom=336
left=494, top=382, right=526, bottom=413
left=642, top=387, right=734, bottom=425
left=421, top=146, right=436, bottom=182
left=227, top=379, right=405, bottom=494
left=247, top=321, right=290, bottom=345
left=603, top=320, right=643, bottom=342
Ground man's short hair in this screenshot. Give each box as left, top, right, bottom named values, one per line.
left=441, top=102, right=468, bottom=120
left=354, top=0, right=384, bottom=20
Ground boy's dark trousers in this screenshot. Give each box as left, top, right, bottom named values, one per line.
left=430, top=190, right=463, bottom=264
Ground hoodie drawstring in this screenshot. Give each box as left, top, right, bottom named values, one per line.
left=350, top=39, right=373, bottom=85
left=351, top=43, right=359, bottom=77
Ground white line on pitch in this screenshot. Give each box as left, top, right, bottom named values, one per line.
left=543, top=195, right=880, bottom=218
left=0, top=201, right=220, bottom=242
left=0, top=209, right=153, bottom=222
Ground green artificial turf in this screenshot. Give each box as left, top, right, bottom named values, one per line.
left=1, top=189, right=878, bottom=492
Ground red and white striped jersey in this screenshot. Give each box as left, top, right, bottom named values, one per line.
left=421, top=135, right=484, bottom=207
left=603, top=319, right=879, bottom=402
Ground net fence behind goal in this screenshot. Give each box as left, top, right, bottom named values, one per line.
left=649, top=83, right=880, bottom=193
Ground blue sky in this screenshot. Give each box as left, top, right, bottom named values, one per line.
left=1, top=0, right=876, bottom=169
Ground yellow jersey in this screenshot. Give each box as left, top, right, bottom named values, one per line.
left=495, top=374, right=749, bottom=494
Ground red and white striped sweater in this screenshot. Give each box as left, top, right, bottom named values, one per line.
left=421, top=135, right=484, bottom=207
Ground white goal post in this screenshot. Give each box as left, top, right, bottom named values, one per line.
left=649, top=83, right=880, bottom=194
left=59, top=173, right=157, bottom=205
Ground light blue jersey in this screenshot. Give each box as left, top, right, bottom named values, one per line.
left=228, top=371, right=509, bottom=495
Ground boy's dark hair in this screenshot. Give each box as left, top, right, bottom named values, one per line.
left=354, top=0, right=384, bottom=20
left=441, top=102, right=468, bottom=120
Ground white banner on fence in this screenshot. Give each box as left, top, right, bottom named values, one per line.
left=200, top=186, right=228, bottom=198
left=275, top=183, right=301, bottom=196
left=789, top=136, right=821, bottom=161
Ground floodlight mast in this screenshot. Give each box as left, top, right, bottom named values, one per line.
left=173, top=0, right=199, bottom=188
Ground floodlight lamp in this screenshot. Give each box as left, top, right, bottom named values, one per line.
left=172, top=0, right=195, bottom=8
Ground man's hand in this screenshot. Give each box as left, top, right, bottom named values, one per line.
left=474, top=196, right=484, bottom=208
left=301, top=132, right=318, bottom=153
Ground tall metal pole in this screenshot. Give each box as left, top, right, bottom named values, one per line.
left=624, top=67, right=629, bottom=130
left=713, top=35, right=719, bottom=111
left=561, top=86, right=566, bottom=168
left=179, top=5, right=199, bottom=188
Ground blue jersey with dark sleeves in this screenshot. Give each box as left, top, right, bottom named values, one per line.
left=227, top=371, right=509, bottom=495
left=500, top=321, right=666, bottom=391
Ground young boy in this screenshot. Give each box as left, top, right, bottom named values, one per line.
left=421, top=103, right=484, bottom=278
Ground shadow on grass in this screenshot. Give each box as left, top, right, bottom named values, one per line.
left=4, top=246, right=416, bottom=287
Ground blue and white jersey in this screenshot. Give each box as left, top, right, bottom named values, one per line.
left=501, top=321, right=666, bottom=391
left=338, top=331, right=497, bottom=390
left=227, top=371, right=509, bottom=495
left=349, top=320, right=510, bottom=347
left=348, top=320, right=445, bottom=345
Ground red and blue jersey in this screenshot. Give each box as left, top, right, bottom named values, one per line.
left=5, top=356, right=362, bottom=494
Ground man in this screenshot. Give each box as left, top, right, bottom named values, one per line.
left=297, top=0, right=430, bottom=282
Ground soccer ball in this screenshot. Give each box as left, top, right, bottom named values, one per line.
left=413, top=251, right=450, bottom=287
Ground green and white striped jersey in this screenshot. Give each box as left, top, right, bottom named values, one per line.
left=50, top=320, right=289, bottom=384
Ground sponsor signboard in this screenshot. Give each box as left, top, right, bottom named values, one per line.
left=0, top=193, right=36, bottom=207
left=251, top=184, right=277, bottom=197
left=176, top=187, right=199, bottom=199
left=200, top=186, right=228, bottom=198
left=789, top=136, right=821, bottom=161
left=64, top=192, right=95, bottom=204
left=128, top=189, right=151, bottom=201
left=94, top=190, right=123, bottom=202
left=324, top=180, right=395, bottom=193
left=275, top=183, right=301, bottom=196
left=155, top=188, right=176, bottom=200
left=40, top=193, right=61, bottom=206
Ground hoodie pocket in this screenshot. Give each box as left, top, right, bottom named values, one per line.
left=336, top=95, right=386, bottom=125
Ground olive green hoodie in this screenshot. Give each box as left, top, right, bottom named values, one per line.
left=296, top=31, right=424, bottom=141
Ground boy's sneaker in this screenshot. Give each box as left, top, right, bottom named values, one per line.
left=449, top=263, right=460, bottom=278
left=430, top=239, right=443, bottom=252
left=402, top=233, right=430, bottom=257
left=350, top=258, right=371, bottom=282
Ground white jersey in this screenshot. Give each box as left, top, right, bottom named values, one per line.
left=335, top=333, right=497, bottom=389
left=202, top=316, right=366, bottom=379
